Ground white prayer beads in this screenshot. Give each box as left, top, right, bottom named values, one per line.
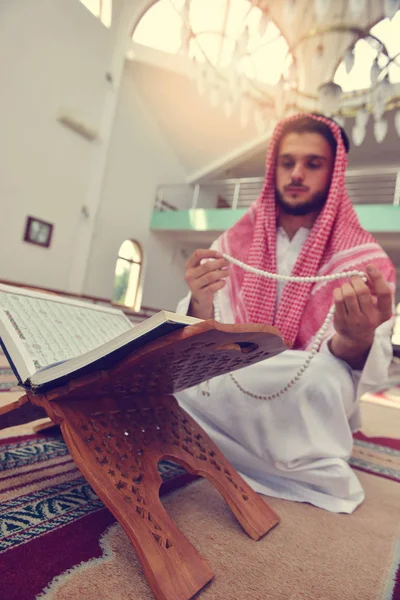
left=210, top=253, right=367, bottom=401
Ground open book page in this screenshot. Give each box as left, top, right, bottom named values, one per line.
left=29, top=310, right=202, bottom=389
left=0, top=286, right=132, bottom=373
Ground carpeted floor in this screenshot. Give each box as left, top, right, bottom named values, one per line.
left=0, top=429, right=399, bottom=599
left=0, top=352, right=399, bottom=600
left=0, top=432, right=196, bottom=600
left=0, top=432, right=400, bottom=600
left=36, top=470, right=400, bottom=600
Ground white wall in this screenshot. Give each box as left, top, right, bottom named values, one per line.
left=141, top=235, right=192, bottom=311
left=83, top=60, right=188, bottom=300
left=0, top=0, right=117, bottom=289
left=0, top=0, right=189, bottom=305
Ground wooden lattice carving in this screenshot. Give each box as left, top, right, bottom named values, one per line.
left=41, top=320, right=288, bottom=402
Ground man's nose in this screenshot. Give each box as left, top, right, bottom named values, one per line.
left=291, top=163, right=305, bottom=182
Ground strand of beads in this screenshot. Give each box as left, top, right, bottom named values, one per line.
left=208, top=253, right=367, bottom=401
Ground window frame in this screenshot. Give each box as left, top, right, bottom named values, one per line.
left=112, top=240, right=143, bottom=311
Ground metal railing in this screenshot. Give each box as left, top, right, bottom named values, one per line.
left=155, top=166, right=400, bottom=212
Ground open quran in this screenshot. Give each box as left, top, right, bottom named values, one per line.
left=0, top=284, right=288, bottom=393
left=0, top=284, right=203, bottom=391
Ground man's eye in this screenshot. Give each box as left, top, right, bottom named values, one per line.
left=307, top=162, right=321, bottom=169
left=281, top=162, right=294, bottom=169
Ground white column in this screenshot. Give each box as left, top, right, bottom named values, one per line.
left=67, top=1, right=140, bottom=293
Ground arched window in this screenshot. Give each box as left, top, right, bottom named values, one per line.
left=78, top=0, right=112, bottom=28
left=112, top=240, right=143, bottom=311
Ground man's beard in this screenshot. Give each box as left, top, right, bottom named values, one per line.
left=275, top=189, right=329, bottom=216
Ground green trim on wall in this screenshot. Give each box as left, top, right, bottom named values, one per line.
left=151, top=209, right=246, bottom=232
left=354, top=205, right=400, bottom=231
left=151, top=205, right=400, bottom=233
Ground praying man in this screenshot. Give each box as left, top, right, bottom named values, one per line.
left=175, top=113, right=396, bottom=513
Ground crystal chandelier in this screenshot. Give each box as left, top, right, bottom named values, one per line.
left=170, top=0, right=400, bottom=144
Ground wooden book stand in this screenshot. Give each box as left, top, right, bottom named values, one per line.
left=0, top=321, right=287, bottom=600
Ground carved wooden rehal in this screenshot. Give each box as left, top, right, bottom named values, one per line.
left=2, top=321, right=287, bottom=600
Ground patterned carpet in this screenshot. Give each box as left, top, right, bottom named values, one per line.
left=0, top=429, right=399, bottom=600
left=0, top=431, right=195, bottom=600
left=352, top=431, right=400, bottom=482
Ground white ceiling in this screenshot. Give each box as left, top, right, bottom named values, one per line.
left=127, top=57, right=264, bottom=178
left=128, top=49, right=400, bottom=182
left=126, top=0, right=400, bottom=183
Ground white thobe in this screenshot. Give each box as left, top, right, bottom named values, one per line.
left=174, top=229, right=394, bottom=513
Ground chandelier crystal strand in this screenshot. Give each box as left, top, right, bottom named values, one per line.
left=211, top=253, right=367, bottom=401
left=133, top=1, right=400, bottom=134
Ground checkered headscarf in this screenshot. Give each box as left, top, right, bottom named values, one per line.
left=218, top=113, right=395, bottom=349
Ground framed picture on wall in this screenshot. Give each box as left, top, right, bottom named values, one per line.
left=23, top=216, right=54, bottom=248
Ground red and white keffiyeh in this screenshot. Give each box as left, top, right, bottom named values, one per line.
left=218, top=113, right=396, bottom=349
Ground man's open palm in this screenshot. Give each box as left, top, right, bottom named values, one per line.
left=333, top=264, right=393, bottom=348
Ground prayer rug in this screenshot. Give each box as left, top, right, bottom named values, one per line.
left=0, top=432, right=193, bottom=600
left=352, top=431, right=400, bottom=483
left=0, top=430, right=399, bottom=600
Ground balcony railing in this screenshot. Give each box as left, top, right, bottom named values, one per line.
left=155, top=166, right=400, bottom=212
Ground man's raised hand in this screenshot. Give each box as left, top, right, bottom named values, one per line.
left=185, top=249, right=230, bottom=319
left=330, top=264, right=393, bottom=368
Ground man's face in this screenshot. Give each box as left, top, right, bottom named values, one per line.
left=275, top=132, right=335, bottom=216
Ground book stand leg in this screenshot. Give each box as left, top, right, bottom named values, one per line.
left=31, top=393, right=280, bottom=600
